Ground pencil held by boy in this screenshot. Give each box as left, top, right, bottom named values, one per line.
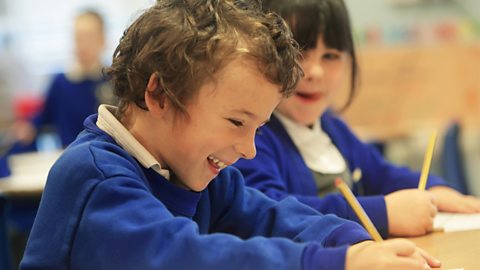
left=21, top=1, right=439, bottom=269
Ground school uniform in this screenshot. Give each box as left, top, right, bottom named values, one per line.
left=20, top=105, right=371, bottom=270
left=32, top=67, right=113, bottom=147
left=235, top=110, right=447, bottom=237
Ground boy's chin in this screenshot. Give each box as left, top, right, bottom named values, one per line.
left=187, top=180, right=213, bottom=192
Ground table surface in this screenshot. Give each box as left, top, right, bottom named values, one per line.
left=409, top=229, right=480, bottom=269
left=0, top=150, right=61, bottom=196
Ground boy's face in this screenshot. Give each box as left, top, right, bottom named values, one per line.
left=276, top=36, right=348, bottom=126
left=154, top=58, right=282, bottom=191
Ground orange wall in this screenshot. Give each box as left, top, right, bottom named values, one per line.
left=337, top=43, right=480, bottom=140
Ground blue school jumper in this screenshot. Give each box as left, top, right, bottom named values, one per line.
left=32, top=73, right=109, bottom=147
left=235, top=111, right=447, bottom=237
left=20, top=114, right=370, bottom=270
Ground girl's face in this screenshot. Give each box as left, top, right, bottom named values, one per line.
left=276, top=36, right=349, bottom=126
left=144, top=58, right=281, bottom=192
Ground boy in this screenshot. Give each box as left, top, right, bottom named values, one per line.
left=21, top=1, right=438, bottom=269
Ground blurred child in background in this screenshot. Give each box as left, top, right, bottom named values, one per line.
left=13, top=9, right=114, bottom=149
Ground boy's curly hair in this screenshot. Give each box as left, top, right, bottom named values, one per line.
left=106, top=0, right=303, bottom=118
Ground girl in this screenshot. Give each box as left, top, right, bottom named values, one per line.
left=236, top=0, right=480, bottom=237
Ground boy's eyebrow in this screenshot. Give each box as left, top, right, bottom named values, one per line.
left=233, top=109, right=270, bottom=125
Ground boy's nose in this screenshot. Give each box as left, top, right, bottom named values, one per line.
left=235, top=137, right=257, bottom=160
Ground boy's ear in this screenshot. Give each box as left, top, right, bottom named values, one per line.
left=144, top=73, right=167, bottom=114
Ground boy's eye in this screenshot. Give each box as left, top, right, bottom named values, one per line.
left=228, top=119, right=244, bottom=127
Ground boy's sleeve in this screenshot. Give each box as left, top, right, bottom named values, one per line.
left=67, top=171, right=369, bottom=270
left=210, top=169, right=372, bottom=246
left=209, top=168, right=372, bottom=269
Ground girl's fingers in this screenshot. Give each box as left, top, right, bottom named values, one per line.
left=417, top=247, right=441, bottom=268
left=430, top=204, right=438, bottom=217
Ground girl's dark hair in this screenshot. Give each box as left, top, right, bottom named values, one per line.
left=262, top=0, right=358, bottom=111
left=105, top=0, right=303, bottom=119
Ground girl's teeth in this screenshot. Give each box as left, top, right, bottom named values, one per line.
left=218, top=161, right=225, bottom=168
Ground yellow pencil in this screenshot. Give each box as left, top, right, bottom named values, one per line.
left=418, top=131, right=438, bottom=191
left=335, top=178, right=383, bottom=242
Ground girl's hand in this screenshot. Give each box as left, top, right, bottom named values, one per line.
left=428, top=186, right=480, bottom=213
left=385, top=189, right=437, bottom=236
left=346, top=239, right=441, bottom=270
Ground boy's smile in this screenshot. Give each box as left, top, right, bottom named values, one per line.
left=207, top=155, right=229, bottom=174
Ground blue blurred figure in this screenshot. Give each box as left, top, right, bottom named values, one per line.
left=12, top=9, right=114, bottom=150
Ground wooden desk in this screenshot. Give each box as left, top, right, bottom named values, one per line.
left=410, top=230, right=480, bottom=269
left=0, top=151, right=61, bottom=196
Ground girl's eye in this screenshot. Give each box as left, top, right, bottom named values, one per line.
left=323, top=53, right=340, bottom=60
left=228, top=119, right=244, bottom=127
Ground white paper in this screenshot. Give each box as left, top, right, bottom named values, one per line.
left=434, top=212, right=480, bottom=232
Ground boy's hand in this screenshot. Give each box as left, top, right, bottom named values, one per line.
left=346, top=239, right=441, bottom=270
left=428, top=186, right=480, bottom=213
left=385, top=189, right=437, bottom=236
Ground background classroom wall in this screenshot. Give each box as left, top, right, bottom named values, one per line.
left=0, top=0, right=154, bottom=122
left=340, top=0, right=480, bottom=196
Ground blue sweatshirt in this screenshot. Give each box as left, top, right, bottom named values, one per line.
left=32, top=73, right=109, bottom=147
left=235, top=111, right=447, bottom=237
left=20, top=114, right=371, bottom=270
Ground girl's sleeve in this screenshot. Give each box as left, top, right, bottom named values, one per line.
left=327, top=114, right=447, bottom=195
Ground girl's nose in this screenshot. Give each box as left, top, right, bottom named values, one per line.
left=304, top=63, right=324, bottom=82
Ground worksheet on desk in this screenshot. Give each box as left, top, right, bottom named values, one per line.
left=434, top=213, right=480, bottom=232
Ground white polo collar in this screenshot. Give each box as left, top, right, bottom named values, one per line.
left=96, top=104, right=170, bottom=180
left=274, top=111, right=346, bottom=174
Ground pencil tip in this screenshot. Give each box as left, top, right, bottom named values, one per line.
left=334, top=177, right=343, bottom=186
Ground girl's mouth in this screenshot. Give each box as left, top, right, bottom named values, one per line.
left=295, top=91, right=323, bottom=102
